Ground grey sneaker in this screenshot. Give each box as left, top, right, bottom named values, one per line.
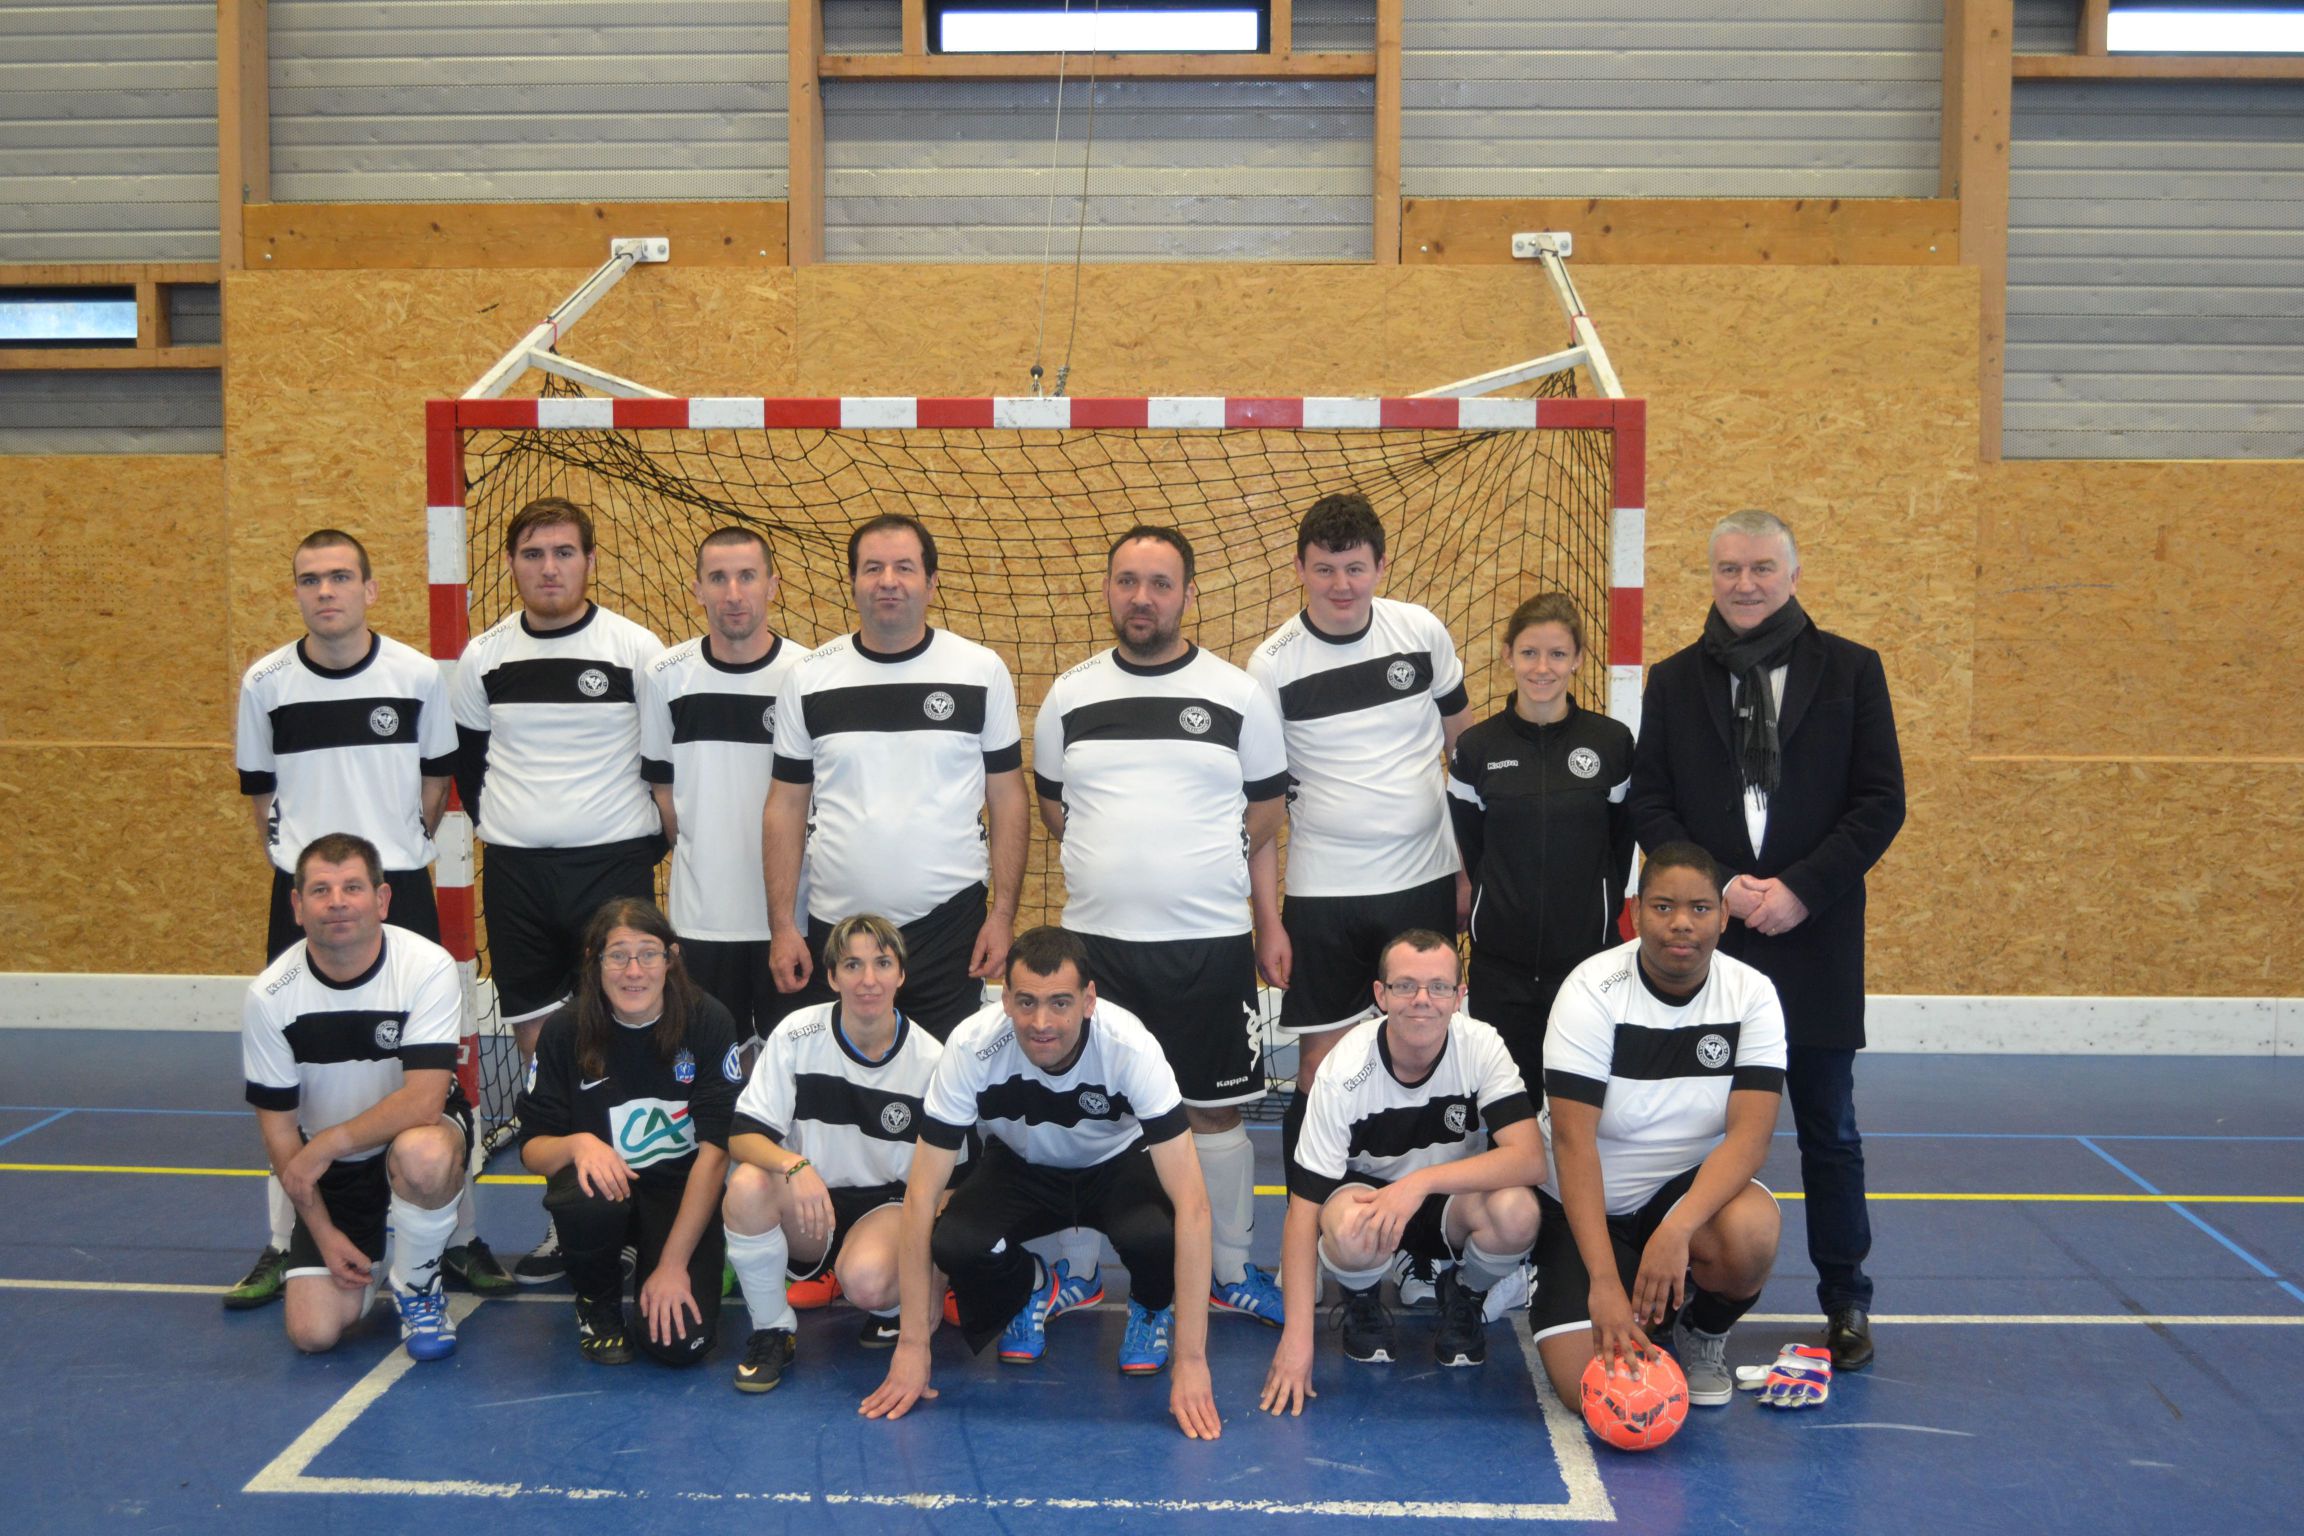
left=513, top=1223, right=565, bottom=1286
left=1671, top=1307, right=1734, bottom=1406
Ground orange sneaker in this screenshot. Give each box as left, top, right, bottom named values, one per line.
left=787, top=1271, right=842, bottom=1309
left=942, top=1287, right=961, bottom=1327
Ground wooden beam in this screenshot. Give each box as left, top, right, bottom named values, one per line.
left=0, top=346, right=223, bottom=372
left=790, top=0, right=824, bottom=265
left=136, top=279, right=167, bottom=351
left=241, top=201, right=789, bottom=269
left=1947, top=0, right=2013, bottom=463
left=0, top=263, right=219, bottom=288
left=2014, top=51, right=2304, bottom=79
left=818, top=50, right=1373, bottom=79
left=901, top=0, right=927, bottom=55
left=1373, top=0, right=1401, bottom=265
left=1270, top=0, right=1293, bottom=60
left=1400, top=198, right=1961, bottom=265
left=2080, top=0, right=2110, bottom=56
left=217, top=0, right=269, bottom=275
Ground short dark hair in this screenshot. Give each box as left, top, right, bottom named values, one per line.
left=295, top=529, right=371, bottom=581
left=1378, top=928, right=1460, bottom=983
left=696, top=525, right=771, bottom=576
left=505, top=496, right=596, bottom=559
left=1297, top=491, right=1385, bottom=564
left=295, top=832, right=383, bottom=889
left=1503, top=592, right=1588, bottom=658
left=847, top=513, right=938, bottom=578
left=1638, top=842, right=1724, bottom=899
left=1108, top=524, right=1195, bottom=586
left=1005, top=925, right=1095, bottom=990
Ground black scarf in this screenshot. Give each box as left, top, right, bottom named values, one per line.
left=1700, top=596, right=1810, bottom=800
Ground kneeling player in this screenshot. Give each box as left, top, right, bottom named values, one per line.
left=722, top=914, right=957, bottom=1392
left=1260, top=930, right=1542, bottom=1412
left=517, top=898, right=743, bottom=1367
left=861, top=926, right=1222, bottom=1440
left=242, top=833, right=473, bottom=1361
left=1530, top=842, right=1786, bottom=1409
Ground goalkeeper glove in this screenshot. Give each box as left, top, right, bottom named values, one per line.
left=1734, top=1343, right=1832, bottom=1408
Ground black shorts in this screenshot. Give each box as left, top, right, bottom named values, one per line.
left=281, top=1098, right=475, bottom=1280
left=790, top=881, right=989, bottom=1040
left=1279, top=876, right=1458, bottom=1034
left=788, top=1181, right=908, bottom=1281
left=481, top=836, right=664, bottom=1024
left=681, top=937, right=778, bottom=1041
left=267, top=864, right=442, bottom=964
left=1527, top=1164, right=1772, bottom=1342
left=1077, top=931, right=1262, bottom=1108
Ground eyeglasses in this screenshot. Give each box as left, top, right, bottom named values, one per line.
left=603, top=947, right=668, bottom=971
left=1382, top=979, right=1462, bottom=1002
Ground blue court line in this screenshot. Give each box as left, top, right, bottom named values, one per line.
left=0, top=1110, right=75, bottom=1149
left=2078, top=1135, right=2304, bottom=1308
left=0, top=1106, right=243, bottom=1117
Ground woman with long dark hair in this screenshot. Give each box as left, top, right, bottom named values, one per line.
left=517, top=897, right=743, bottom=1366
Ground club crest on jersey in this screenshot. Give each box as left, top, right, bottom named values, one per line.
left=1386, top=659, right=1418, bottom=691
left=1568, top=747, right=1602, bottom=780
left=1178, top=706, right=1212, bottom=736
left=373, top=1018, right=402, bottom=1051
left=577, top=668, right=610, bottom=698
left=1444, top=1103, right=1470, bottom=1135
left=1078, top=1089, right=1110, bottom=1117
left=368, top=705, right=399, bottom=737
left=923, top=690, right=956, bottom=721
left=880, top=1102, right=914, bottom=1135
left=722, top=1044, right=746, bottom=1084
left=673, top=1049, right=697, bottom=1085
left=1696, top=1033, right=1732, bottom=1069
left=760, top=702, right=777, bottom=732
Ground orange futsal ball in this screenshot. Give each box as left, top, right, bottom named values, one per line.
left=1580, top=1349, right=1689, bottom=1451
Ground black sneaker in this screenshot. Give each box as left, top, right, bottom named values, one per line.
left=442, top=1238, right=518, bottom=1294
left=574, top=1294, right=634, bottom=1365
left=1335, top=1282, right=1396, bottom=1364
left=733, top=1327, right=797, bottom=1392
left=222, top=1245, right=288, bottom=1310
left=1433, top=1267, right=1490, bottom=1368
left=857, top=1313, right=902, bottom=1350
left=513, top=1222, right=565, bottom=1286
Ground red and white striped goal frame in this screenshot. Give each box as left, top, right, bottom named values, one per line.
left=423, top=393, right=1646, bottom=1098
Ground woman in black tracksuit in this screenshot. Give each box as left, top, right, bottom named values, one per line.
left=1448, top=593, right=1636, bottom=1097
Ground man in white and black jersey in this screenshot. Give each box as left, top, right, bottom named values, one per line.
left=641, top=526, right=805, bottom=1040
left=860, top=927, right=1223, bottom=1442
left=1035, top=525, right=1290, bottom=1329
left=762, top=514, right=1028, bottom=1038
left=1247, top=494, right=1472, bottom=1176
left=1260, top=929, right=1543, bottom=1412
left=1529, top=842, right=1787, bottom=1412
left=230, top=529, right=509, bottom=1306
left=242, top=834, right=473, bottom=1363
left=721, top=914, right=955, bottom=1393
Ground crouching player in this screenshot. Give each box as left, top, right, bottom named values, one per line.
left=242, top=833, right=473, bottom=1361
left=1260, top=930, right=1543, bottom=1413
left=722, top=914, right=957, bottom=1392
left=1531, top=842, right=1787, bottom=1410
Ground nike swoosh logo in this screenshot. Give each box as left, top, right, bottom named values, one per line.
left=580, top=1077, right=611, bottom=1091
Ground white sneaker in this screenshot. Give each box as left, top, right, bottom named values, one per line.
left=1391, top=1250, right=1441, bottom=1309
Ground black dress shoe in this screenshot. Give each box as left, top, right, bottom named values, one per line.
left=1826, top=1307, right=1874, bottom=1370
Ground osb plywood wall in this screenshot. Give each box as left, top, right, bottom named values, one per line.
left=7, top=261, right=2298, bottom=997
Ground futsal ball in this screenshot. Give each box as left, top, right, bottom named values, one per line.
left=1580, top=1350, right=1688, bottom=1452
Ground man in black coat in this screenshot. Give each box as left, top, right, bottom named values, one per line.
left=1626, top=509, right=1905, bottom=1370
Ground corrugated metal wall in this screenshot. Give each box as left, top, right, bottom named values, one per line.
left=0, top=370, right=223, bottom=454
left=822, top=78, right=1375, bottom=262
left=268, top=0, right=789, bottom=202
left=2006, top=80, right=2304, bottom=460
left=2013, top=0, right=2079, bottom=56
left=1401, top=0, right=1942, bottom=198
left=0, top=0, right=219, bottom=262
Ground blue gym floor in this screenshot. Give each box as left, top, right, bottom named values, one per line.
left=4, top=1030, right=2301, bottom=1535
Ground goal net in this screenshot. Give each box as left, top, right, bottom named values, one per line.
left=426, top=381, right=1645, bottom=1136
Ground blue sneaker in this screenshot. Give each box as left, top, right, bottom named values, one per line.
left=1047, top=1259, right=1105, bottom=1321
left=1118, top=1299, right=1173, bottom=1375
left=394, top=1280, right=457, bottom=1361
left=1210, top=1262, right=1286, bottom=1328
left=998, top=1262, right=1062, bottom=1365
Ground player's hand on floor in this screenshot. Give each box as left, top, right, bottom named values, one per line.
left=860, top=1341, right=939, bottom=1420
left=1170, top=1357, right=1223, bottom=1440
left=1258, top=1334, right=1317, bottom=1416
left=1736, top=1343, right=1832, bottom=1408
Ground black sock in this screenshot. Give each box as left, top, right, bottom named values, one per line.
left=1686, top=1284, right=1758, bottom=1336
left=1280, top=1086, right=1309, bottom=1166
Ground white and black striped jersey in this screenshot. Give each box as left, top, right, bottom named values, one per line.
left=729, top=1002, right=956, bottom=1189
left=772, top=629, right=1023, bottom=927
left=1539, top=939, right=1788, bottom=1214
left=1286, top=1012, right=1533, bottom=1204
left=236, top=633, right=458, bottom=873
left=242, top=931, right=467, bottom=1159
left=516, top=995, right=744, bottom=1188
left=920, top=997, right=1187, bottom=1170
left=1033, top=645, right=1289, bottom=942
left=1248, top=599, right=1469, bottom=897
left=448, top=603, right=664, bottom=850
left=640, top=634, right=805, bottom=942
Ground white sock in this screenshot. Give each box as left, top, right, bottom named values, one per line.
left=1058, top=1228, right=1101, bottom=1278
left=267, top=1175, right=295, bottom=1250
left=725, top=1225, right=797, bottom=1333
left=451, top=1183, right=478, bottom=1249
left=1458, top=1238, right=1523, bottom=1295
left=1195, top=1124, right=1255, bottom=1286
left=1321, top=1247, right=1389, bottom=1292
left=386, top=1193, right=458, bottom=1293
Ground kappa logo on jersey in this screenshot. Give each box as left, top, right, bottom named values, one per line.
left=1567, top=747, right=1603, bottom=780
left=578, top=668, right=610, bottom=698
left=612, top=1098, right=698, bottom=1167
left=368, top=705, right=400, bottom=737
left=1696, top=1033, right=1732, bottom=1070
left=373, top=1018, right=402, bottom=1051
left=880, top=1101, right=914, bottom=1135
left=1444, top=1103, right=1470, bottom=1135
left=673, top=1049, right=697, bottom=1085
left=1386, top=659, right=1418, bottom=691
left=923, top=691, right=956, bottom=722
left=721, top=1044, right=746, bottom=1084
left=1486, top=758, right=1521, bottom=771
left=1178, top=706, right=1212, bottom=736
left=1078, top=1089, right=1110, bottom=1117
